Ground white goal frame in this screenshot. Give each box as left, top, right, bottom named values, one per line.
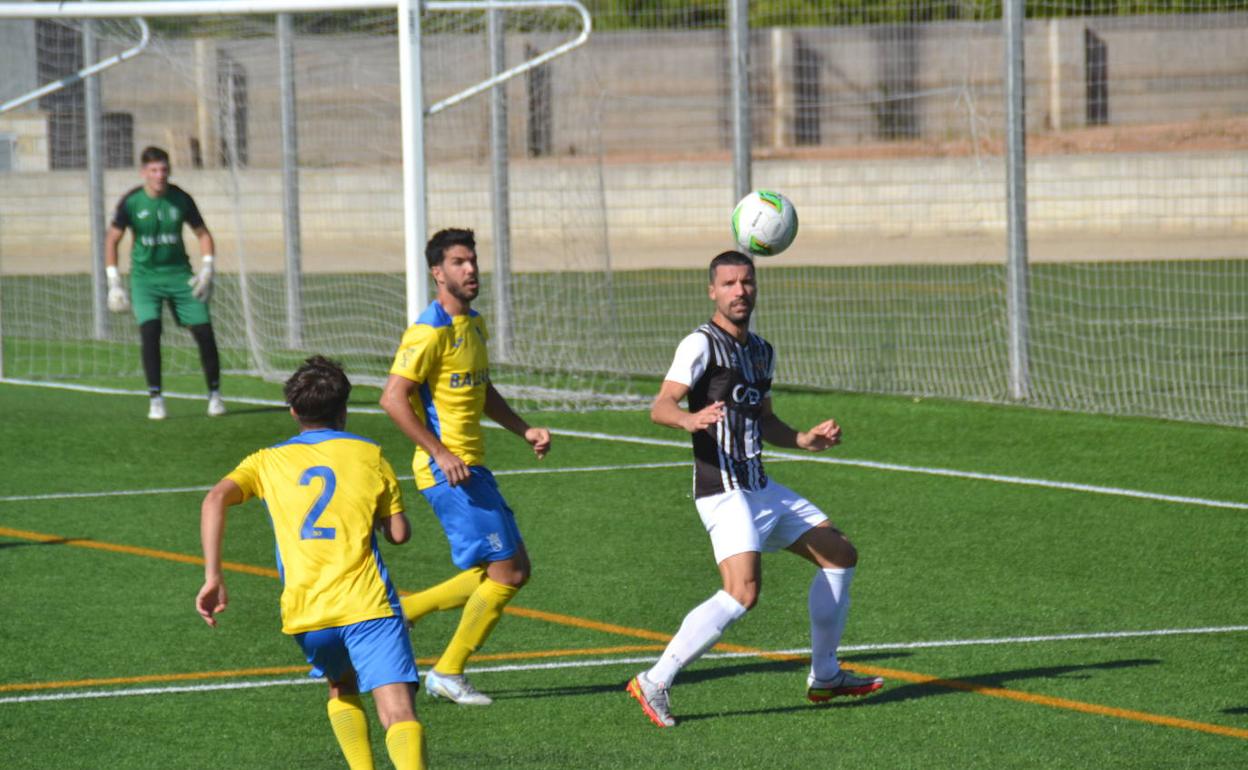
left=0, top=0, right=591, bottom=325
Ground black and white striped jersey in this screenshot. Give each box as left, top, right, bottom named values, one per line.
left=663, top=320, right=776, bottom=498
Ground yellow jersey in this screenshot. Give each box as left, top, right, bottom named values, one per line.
left=389, top=301, right=490, bottom=489
left=226, top=429, right=405, bottom=635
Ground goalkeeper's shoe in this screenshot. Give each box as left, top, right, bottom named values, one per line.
left=424, top=670, right=492, bottom=706
left=147, top=396, right=167, bottom=421
left=806, top=670, right=884, bottom=703
left=207, top=391, right=226, bottom=417
left=627, top=672, right=675, bottom=728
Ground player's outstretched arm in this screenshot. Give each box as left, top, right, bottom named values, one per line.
left=197, top=478, right=244, bottom=626
left=380, top=373, right=471, bottom=484
left=759, top=398, right=841, bottom=451
left=484, top=384, right=550, bottom=459
left=651, top=380, right=723, bottom=433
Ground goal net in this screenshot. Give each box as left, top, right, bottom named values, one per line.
left=0, top=3, right=634, bottom=410
left=2, top=1, right=1245, bottom=425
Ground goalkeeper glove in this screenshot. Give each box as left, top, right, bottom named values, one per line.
left=189, top=255, right=214, bottom=301
left=106, top=265, right=130, bottom=313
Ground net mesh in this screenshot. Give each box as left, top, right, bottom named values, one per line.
left=0, top=2, right=1245, bottom=423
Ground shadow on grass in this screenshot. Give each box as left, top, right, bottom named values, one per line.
left=136, top=404, right=287, bottom=421
left=1223, top=706, right=1248, bottom=715
left=201, top=405, right=289, bottom=417
left=675, top=657, right=1161, bottom=724
left=485, top=652, right=908, bottom=703
left=482, top=654, right=1160, bottom=720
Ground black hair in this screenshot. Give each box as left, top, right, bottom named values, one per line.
left=139, top=146, right=170, bottom=166
left=283, top=355, right=351, bottom=427
left=425, top=228, right=476, bottom=269
left=709, top=250, right=755, bottom=283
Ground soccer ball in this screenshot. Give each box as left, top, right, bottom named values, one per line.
left=731, top=190, right=799, bottom=257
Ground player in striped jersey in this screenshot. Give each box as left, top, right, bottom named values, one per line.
left=196, top=356, right=427, bottom=769
left=627, top=251, right=883, bottom=728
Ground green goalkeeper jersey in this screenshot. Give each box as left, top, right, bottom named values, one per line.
left=111, top=185, right=206, bottom=275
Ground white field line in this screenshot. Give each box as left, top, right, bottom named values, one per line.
left=0, top=485, right=214, bottom=503
left=4, top=379, right=1246, bottom=511
left=543, top=428, right=1248, bottom=512
left=0, top=378, right=287, bottom=408
left=3, top=624, right=1245, bottom=705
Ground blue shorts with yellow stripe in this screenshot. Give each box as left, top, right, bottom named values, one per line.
left=422, top=465, right=523, bottom=570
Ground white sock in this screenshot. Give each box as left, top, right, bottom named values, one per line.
left=809, top=566, right=854, bottom=682
left=647, top=590, right=747, bottom=688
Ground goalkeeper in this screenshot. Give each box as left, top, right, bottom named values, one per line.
left=104, top=145, right=224, bottom=420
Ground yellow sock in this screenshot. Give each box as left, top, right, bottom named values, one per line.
left=385, top=720, right=428, bottom=770
left=401, top=566, right=486, bottom=623
left=435, top=578, right=519, bottom=675
left=326, top=695, right=375, bottom=770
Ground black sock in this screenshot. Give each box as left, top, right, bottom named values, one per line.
left=139, top=320, right=162, bottom=396
left=189, top=323, right=221, bottom=392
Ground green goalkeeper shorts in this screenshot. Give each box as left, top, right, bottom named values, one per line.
left=130, top=270, right=211, bottom=327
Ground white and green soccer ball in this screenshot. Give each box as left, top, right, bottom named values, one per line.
left=731, top=189, right=799, bottom=257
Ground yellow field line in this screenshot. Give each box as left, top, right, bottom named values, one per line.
left=838, top=662, right=1248, bottom=741
left=467, top=644, right=666, bottom=663
left=0, top=526, right=276, bottom=578
left=503, top=606, right=680, bottom=643
left=3, top=525, right=1244, bottom=740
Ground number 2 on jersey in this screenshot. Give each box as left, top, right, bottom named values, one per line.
left=299, top=466, right=338, bottom=540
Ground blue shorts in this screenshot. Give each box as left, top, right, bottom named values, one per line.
left=422, top=466, right=523, bottom=570
left=294, top=615, right=419, bottom=693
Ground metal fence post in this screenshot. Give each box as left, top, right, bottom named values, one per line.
left=489, top=7, right=512, bottom=362
left=278, top=13, right=303, bottom=349
left=1004, top=0, right=1031, bottom=400
left=84, top=21, right=107, bottom=341
left=729, top=0, right=751, bottom=203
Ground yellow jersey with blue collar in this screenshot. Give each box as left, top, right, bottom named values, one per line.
left=389, top=300, right=490, bottom=489
left=226, top=429, right=405, bottom=635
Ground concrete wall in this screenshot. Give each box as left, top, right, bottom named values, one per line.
left=1, top=14, right=1244, bottom=170
left=0, top=20, right=40, bottom=172
left=0, top=20, right=36, bottom=106
left=0, top=112, right=48, bottom=172
left=3, top=151, right=1243, bottom=275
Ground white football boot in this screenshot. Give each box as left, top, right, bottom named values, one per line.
left=424, top=670, right=493, bottom=706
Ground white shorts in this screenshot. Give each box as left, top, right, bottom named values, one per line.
left=695, top=480, right=828, bottom=564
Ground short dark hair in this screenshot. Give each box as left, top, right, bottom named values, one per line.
left=425, top=228, right=476, bottom=269
left=709, top=250, right=755, bottom=283
left=140, top=146, right=169, bottom=166
left=284, top=355, right=351, bottom=427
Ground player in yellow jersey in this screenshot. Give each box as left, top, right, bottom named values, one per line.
left=196, top=356, right=428, bottom=770
left=380, top=228, right=551, bottom=706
